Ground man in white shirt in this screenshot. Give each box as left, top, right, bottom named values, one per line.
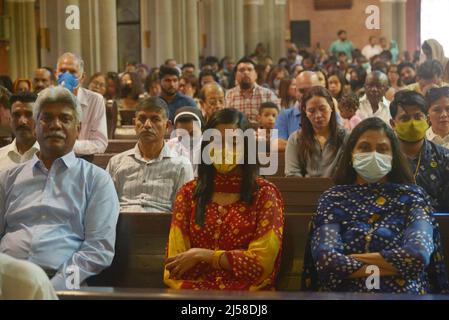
left=0, top=92, right=39, bottom=171
left=361, top=36, right=382, bottom=60
left=56, top=52, right=108, bottom=157
left=107, top=97, right=193, bottom=213
left=0, top=253, right=58, bottom=300
left=356, top=71, right=391, bottom=124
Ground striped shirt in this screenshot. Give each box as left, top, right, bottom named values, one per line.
left=106, top=143, right=194, bottom=213
left=225, top=84, right=280, bottom=122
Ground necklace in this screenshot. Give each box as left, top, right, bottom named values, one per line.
left=413, top=148, right=423, bottom=183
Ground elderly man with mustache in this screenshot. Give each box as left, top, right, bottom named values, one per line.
left=0, top=87, right=119, bottom=291
left=0, top=92, right=39, bottom=171
left=106, top=97, right=193, bottom=213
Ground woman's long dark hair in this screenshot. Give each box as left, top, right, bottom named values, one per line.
left=297, top=86, right=344, bottom=172
left=334, top=117, right=414, bottom=185
left=193, top=108, right=259, bottom=226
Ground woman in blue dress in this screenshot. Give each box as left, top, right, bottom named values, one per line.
left=302, top=117, right=449, bottom=294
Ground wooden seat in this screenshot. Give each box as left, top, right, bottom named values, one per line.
left=57, top=286, right=449, bottom=300
left=266, top=177, right=333, bottom=213
left=105, top=140, right=137, bottom=154
left=92, top=153, right=116, bottom=169
left=87, top=211, right=449, bottom=292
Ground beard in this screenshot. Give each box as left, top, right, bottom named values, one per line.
left=240, top=81, right=252, bottom=90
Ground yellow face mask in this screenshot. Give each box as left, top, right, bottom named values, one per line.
left=210, top=146, right=243, bottom=174
left=395, top=119, right=429, bottom=142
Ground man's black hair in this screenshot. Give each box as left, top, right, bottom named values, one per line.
left=390, top=90, right=428, bottom=118
left=417, top=59, right=443, bottom=80
left=159, top=65, right=180, bottom=80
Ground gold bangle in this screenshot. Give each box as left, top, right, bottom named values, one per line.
left=211, top=250, right=225, bottom=269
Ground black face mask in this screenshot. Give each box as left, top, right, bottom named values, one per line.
left=350, top=80, right=363, bottom=91
left=121, top=85, right=132, bottom=96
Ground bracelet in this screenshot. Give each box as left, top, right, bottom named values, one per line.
left=211, top=250, right=225, bottom=269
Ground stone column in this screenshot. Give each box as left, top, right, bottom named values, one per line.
left=395, top=0, right=407, bottom=53
left=272, top=0, right=287, bottom=62
left=208, top=0, right=225, bottom=59
left=98, top=0, right=118, bottom=72
left=6, top=0, right=38, bottom=79
left=184, top=0, right=199, bottom=66
left=57, top=0, right=82, bottom=56
left=224, top=0, right=244, bottom=60
left=142, top=0, right=175, bottom=67
left=244, top=0, right=262, bottom=55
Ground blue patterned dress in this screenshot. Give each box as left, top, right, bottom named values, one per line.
left=301, top=183, right=449, bottom=294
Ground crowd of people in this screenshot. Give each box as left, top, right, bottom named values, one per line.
left=1, top=30, right=449, bottom=298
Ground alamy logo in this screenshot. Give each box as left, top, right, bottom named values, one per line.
left=365, top=5, right=380, bottom=30
left=365, top=265, right=380, bottom=290
left=65, top=5, right=80, bottom=30
left=65, top=265, right=80, bottom=290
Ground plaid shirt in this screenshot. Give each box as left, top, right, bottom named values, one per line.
left=225, top=84, right=280, bottom=122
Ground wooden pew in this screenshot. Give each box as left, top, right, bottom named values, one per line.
left=266, top=177, right=333, bottom=213
left=105, top=139, right=137, bottom=154
left=87, top=210, right=449, bottom=292
left=93, top=153, right=115, bottom=169
left=58, top=287, right=449, bottom=300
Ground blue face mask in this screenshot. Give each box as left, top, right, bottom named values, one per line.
left=353, top=152, right=392, bottom=183
left=57, top=72, right=79, bottom=92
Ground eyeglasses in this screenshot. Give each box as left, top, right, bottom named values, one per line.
left=91, top=80, right=106, bottom=89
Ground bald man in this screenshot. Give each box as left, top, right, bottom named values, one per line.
left=356, top=71, right=391, bottom=124
left=199, top=82, right=225, bottom=123
left=273, top=71, right=321, bottom=152
left=55, top=52, right=108, bottom=156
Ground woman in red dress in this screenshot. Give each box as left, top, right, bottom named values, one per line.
left=164, top=108, right=284, bottom=290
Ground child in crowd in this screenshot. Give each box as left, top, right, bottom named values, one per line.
left=339, top=93, right=362, bottom=131
left=167, top=107, right=204, bottom=177
left=257, top=101, right=280, bottom=143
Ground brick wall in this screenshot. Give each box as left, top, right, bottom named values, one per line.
left=288, top=0, right=382, bottom=51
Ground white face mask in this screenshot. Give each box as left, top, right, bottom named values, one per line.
left=353, top=152, right=392, bottom=183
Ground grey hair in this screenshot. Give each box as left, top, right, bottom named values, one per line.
left=57, top=52, right=85, bottom=75
left=34, top=87, right=82, bottom=123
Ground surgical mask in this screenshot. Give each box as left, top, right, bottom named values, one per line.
left=353, top=152, right=392, bottom=183
left=57, top=72, right=79, bottom=92
left=395, top=119, right=429, bottom=142
left=210, top=146, right=243, bottom=174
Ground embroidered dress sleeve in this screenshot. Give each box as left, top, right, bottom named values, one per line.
left=310, top=189, right=364, bottom=290
left=223, top=183, right=284, bottom=290
left=380, top=189, right=435, bottom=279
left=164, top=182, right=199, bottom=289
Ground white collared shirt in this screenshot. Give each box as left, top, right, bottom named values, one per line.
left=426, top=127, right=449, bottom=149
left=361, top=44, right=382, bottom=60
left=356, top=95, right=392, bottom=125
left=106, top=143, right=194, bottom=213
left=74, top=87, right=108, bottom=155
left=0, top=139, right=39, bottom=172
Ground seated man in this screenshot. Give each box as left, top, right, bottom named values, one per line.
left=107, top=97, right=194, bottom=213
left=0, top=253, right=57, bottom=300
left=56, top=52, right=108, bottom=157
left=0, top=87, right=119, bottom=291
left=158, top=65, right=197, bottom=121
left=0, top=92, right=39, bottom=171
left=390, top=90, right=449, bottom=212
